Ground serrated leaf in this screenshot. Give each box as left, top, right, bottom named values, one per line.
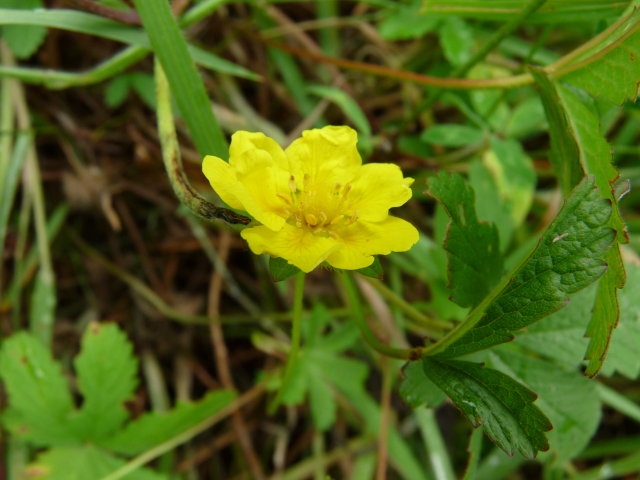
left=584, top=247, right=626, bottom=377
left=490, top=349, right=600, bottom=464
left=399, top=361, right=447, bottom=408
left=532, top=70, right=627, bottom=376
left=432, top=176, right=614, bottom=358
left=1, top=0, right=46, bottom=59
left=426, top=172, right=503, bottom=308
left=72, top=322, right=138, bottom=441
left=100, top=390, right=236, bottom=455
left=29, top=445, right=167, bottom=480
left=0, top=333, right=76, bottom=446
left=562, top=14, right=640, bottom=104
left=421, top=357, right=552, bottom=458
left=597, top=263, right=640, bottom=379
left=269, top=256, right=301, bottom=282
left=421, top=124, right=485, bottom=147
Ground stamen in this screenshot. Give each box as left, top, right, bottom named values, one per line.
left=342, top=183, right=352, bottom=196
left=305, top=213, right=319, bottom=227
left=289, top=175, right=297, bottom=193
left=276, top=193, right=292, bottom=205
left=317, top=212, right=328, bottom=225
left=333, top=182, right=342, bottom=194
left=346, top=211, right=359, bottom=225
left=330, top=214, right=345, bottom=226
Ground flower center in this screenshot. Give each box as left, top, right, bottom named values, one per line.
left=277, top=174, right=358, bottom=236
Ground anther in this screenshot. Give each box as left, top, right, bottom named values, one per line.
left=305, top=213, right=319, bottom=227
left=317, top=212, right=328, bottom=225
left=330, top=214, right=345, bottom=226
left=277, top=193, right=292, bottom=205
left=289, top=175, right=297, bottom=193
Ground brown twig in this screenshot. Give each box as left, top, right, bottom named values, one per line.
left=207, top=231, right=266, bottom=480
left=69, top=0, right=142, bottom=26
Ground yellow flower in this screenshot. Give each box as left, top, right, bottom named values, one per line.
left=202, top=126, right=419, bottom=273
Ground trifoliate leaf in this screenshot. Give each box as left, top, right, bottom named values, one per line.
left=28, top=445, right=167, bottom=480
left=0, top=333, right=76, bottom=446
left=72, top=322, right=138, bottom=441
left=421, top=357, right=552, bottom=458
left=440, top=17, right=473, bottom=66
left=426, top=172, right=503, bottom=308
left=432, top=176, right=613, bottom=358
left=100, top=390, right=236, bottom=455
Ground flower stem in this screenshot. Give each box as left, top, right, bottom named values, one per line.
left=270, top=272, right=306, bottom=411
left=340, top=272, right=423, bottom=361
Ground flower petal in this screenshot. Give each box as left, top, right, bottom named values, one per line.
left=285, top=126, right=361, bottom=188
left=326, top=216, right=419, bottom=270
left=347, top=163, right=414, bottom=221
left=202, top=155, right=288, bottom=231
left=241, top=224, right=341, bottom=273
left=229, top=131, right=288, bottom=173
left=202, top=155, right=244, bottom=210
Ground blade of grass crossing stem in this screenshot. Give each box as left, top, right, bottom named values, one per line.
left=132, top=0, right=227, bottom=158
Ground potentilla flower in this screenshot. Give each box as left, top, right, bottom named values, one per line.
left=202, top=126, right=419, bottom=273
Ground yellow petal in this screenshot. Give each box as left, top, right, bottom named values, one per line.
left=241, top=224, right=340, bottom=273
left=326, top=216, right=419, bottom=270
left=229, top=131, right=288, bottom=174
left=202, top=155, right=244, bottom=210
left=347, top=163, right=414, bottom=222
left=202, top=155, right=288, bottom=230
left=285, top=126, right=361, bottom=188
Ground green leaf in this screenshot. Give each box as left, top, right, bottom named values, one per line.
left=532, top=70, right=628, bottom=376
left=29, top=445, right=167, bottom=480
left=378, top=3, right=440, bottom=40
left=0, top=9, right=258, bottom=80
left=421, top=124, right=484, bottom=147
left=562, top=13, right=640, bottom=105
left=430, top=176, right=614, bottom=358
left=490, top=349, right=601, bottom=464
left=105, top=76, right=130, bottom=108
left=440, top=17, right=473, bottom=66
left=596, top=263, right=640, bottom=379
left=306, top=85, right=372, bottom=136
left=426, top=172, right=503, bottom=308
left=72, top=323, right=138, bottom=441
left=514, top=285, right=594, bottom=368
left=421, top=357, right=552, bottom=458
left=0, top=332, right=76, bottom=446
left=399, top=361, right=447, bottom=408
left=1, top=0, right=46, bottom=59
left=269, top=256, right=301, bottom=282
left=504, top=97, right=547, bottom=139
left=100, top=390, right=236, bottom=455
left=356, top=257, right=383, bottom=279
left=131, top=0, right=226, bottom=158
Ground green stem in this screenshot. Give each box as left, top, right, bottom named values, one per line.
left=340, top=272, right=423, bottom=361
left=269, top=272, right=305, bottom=411
left=363, top=277, right=452, bottom=334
